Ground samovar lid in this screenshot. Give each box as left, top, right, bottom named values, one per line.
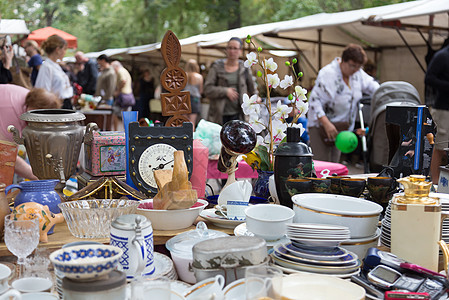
left=20, top=109, right=86, bottom=122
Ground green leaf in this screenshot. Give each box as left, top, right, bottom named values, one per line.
left=255, top=145, right=272, bottom=171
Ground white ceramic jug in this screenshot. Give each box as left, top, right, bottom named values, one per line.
left=110, top=214, right=155, bottom=280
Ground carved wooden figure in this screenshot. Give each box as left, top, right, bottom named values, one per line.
left=160, top=30, right=191, bottom=127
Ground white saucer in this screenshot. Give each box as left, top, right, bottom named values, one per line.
left=147, top=252, right=176, bottom=280
left=234, top=223, right=289, bottom=246
left=200, top=208, right=244, bottom=228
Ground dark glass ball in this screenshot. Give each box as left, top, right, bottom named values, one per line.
left=220, top=120, right=257, bottom=154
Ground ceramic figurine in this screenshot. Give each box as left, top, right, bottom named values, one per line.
left=12, top=202, right=64, bottom=243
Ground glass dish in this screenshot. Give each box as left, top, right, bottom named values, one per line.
left=59, top=199, right=139, bottom=238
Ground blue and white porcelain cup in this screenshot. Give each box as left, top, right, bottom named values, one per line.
left=110, top=214, right=155, bottom=280
left=218, top=200, right=248, bottom=221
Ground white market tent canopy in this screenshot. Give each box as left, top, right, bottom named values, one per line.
left=81, top=0, right=449, bottom=98
left=0, top=19, right=29, bottom=36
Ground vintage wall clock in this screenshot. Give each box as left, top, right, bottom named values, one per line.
left=128, top=122, right=193, bottom=196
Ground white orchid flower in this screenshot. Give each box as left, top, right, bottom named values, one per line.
left=271, top=100, right=292, bottom=120
left=279, top=75, right=293, bottom=89
left=263, top=58, right=278, bottom=72
left=294, top=85, right=308, bottom=101
left=241, top=94, right=260, bottom=115
left=267, top=73, right=280, bottom=88
left=270, top=119, right=287, bottom=145
left=248, top=114, right=266, bottom=134
left=244, top=52, right=258, bottom=68
left=295, top=100, right=309, bottom=118
left=257, top=135, right=266, bottom=147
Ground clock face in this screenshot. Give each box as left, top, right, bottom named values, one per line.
left=138, top=144, right=177, bottom=188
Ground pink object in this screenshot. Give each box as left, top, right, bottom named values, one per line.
left=314, top=160, right=349, bottom=178
left=191, top=139, right=209, bottom=198
left=84, top=131, right=126, bottom=176
left=207, top=159, right=348, bottom=179
left=0, top=84, right=28, bottom=143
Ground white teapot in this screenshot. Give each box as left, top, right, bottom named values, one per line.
left=110, top=214, right=155, bottom=280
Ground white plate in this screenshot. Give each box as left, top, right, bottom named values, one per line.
left=200, top=209, right=244, bottom=228
left=271, top=252, right=361, bottom=275
left=146, top=252, right=175, bottom=279
left=287, top=223, right=350, bottom=231
left=290, top=237, right=343, bottom=248
left=283, top=242, right=349, bottom=261
left=275, top=264, right=360, bottom=279
left=234, top=223, right=289, bottom=247
left=274, top=244, right=358, bottom=266
left=287, top=232, right=350, bottom=239
left=281, top=273, right=365, bottom=300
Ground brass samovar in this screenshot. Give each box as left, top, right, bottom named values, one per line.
left=8, top=109, right=97, bottom=191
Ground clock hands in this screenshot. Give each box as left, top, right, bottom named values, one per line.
left=151, top=159, right=174, bottom=171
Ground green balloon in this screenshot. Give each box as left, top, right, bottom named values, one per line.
left=335, top=131, right=358, bottom=153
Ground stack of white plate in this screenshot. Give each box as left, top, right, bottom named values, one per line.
left=286, top=223, right=351, bottom=248
left=271, top=223, right=360, bottom=278
left=271, top=243, right=361, bottom=278
left=439, top=194, right=449, bottom=244
left=149, top=252, right=178, bottom=280
left=380, top=200, right=392, bottom=248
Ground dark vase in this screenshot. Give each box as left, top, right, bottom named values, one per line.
left=254, top=170, right=274, bottom=200
left=274, top=127, right=314, bottom=208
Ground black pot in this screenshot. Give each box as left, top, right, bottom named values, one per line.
left=274, top=127, right=314, bottom=208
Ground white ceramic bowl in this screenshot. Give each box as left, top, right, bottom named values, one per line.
left=137, top=199, right=208, bottom=230
left=292, top=194, right=382, bottom=238
left=49, top=244, right=123, bottom=280
left=12, top=277, right=53, bottom=293
left=245, top=204, right=294, bottom=241
left=340, top=228, right=381, bottom=259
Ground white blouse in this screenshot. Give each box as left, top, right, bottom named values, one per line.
left=307, top=57, right=379, bottom=131
left=35, top=59, right=73, bottom=100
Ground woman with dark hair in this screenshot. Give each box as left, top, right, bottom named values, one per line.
left=35, top=34, right=73, bottom=109
left=204, top=37, right=256, bottom=125
left=307, top=44, right=379, bottom=162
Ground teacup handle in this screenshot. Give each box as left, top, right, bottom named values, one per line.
left=214, top=274, right=225, bottom=289
left=0, top=289, right=21, bottom=300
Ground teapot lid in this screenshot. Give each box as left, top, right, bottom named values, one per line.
left=111, top=214, right=151, bottom=231
left=165, top=222, right=228, bottom=258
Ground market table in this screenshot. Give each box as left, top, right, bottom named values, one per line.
left=0, top=218, right=234, bottom=257
left=79, top=108, right=113, bottom=131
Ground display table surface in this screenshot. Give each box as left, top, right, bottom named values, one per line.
left=79, top=108, right=113, bottom=131
left=0, top=218, right=234, bottom=257
left=207, top=159, right=348, bottom=179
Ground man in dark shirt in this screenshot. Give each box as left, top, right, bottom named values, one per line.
left=75, top=51, right=98, bottom=95
left=425, top=43, right=449, bottom=183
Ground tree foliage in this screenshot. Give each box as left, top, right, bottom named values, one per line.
left=1, top=0, right=413, bottom=52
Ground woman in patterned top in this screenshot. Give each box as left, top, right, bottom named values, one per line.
left=307, top=44, right=379, bottom=162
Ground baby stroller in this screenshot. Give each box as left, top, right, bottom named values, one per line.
left=367, top=81, right=421, bottom=173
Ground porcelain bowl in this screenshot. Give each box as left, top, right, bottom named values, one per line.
left=59, top=199, right=139, bottom=238
left=49, top=244, right=123, bottom=280
left=137, top=199, right=208, bottom=230
left=292, top=193, right=383, bottom=238
left=340, top=228, right=381, bottom=259
left=245, top=204, right=294, bottom=241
